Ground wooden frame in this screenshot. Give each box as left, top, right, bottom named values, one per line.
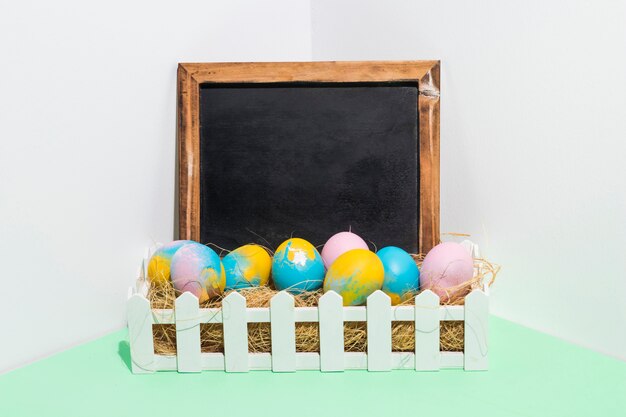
left=177, top=61, right=440, bottom=253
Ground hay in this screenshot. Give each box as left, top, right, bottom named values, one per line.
left=149, top=256, right=499, bottom=355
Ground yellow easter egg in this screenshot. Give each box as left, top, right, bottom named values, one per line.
left=223, top=244, right=272, bottom=290
left=323, top=249, right=384, bottom=306
left=147, top=240, right=193, bottom=285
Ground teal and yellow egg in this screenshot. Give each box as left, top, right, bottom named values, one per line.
left=147, top=240, right=194, bottom=286
left=223, top=244, right=272, bottom=290
left=377, top=246, right=420, bottom=305
left=272, top=238, right=325, bottom=293
left=323, top=249, right=384, bottom=306
left=170, top=242, right=225, bottom=302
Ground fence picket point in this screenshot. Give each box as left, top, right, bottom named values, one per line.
left=464, top=290, right=489, bottom=371
left=222, top=291, right=249, bottom=372
left=414, top=290, right=440, bottom=371
left=319, top=291, right=344, bottom=372
left=127, top=294, right=155, bottom=373
left=270, top=291, right=296, bottom=372
left=175, top=292, right=202, bottom=372
left=366, top=290, right=391, bottom=371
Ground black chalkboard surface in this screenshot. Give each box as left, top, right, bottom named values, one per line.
left=198, top=82, right=419, bottom=252
left=178, top=62, right=440, bottom=253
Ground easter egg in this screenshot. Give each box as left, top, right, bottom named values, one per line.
left=420, top=242, right=474, bottom=301
left=170, top=242, right=225, bottom=302
left=147, top=240, right=194, bottom=285
left=377, top=246, right=420, bottom=305
left=272, top=238, right=325, bottom=293
left=321, top=231, right=369, bottom=268
left=323, top=249, right=384, bottom=306
left=222, top=244, right=271, bottom=290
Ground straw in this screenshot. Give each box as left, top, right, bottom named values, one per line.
left=149, top=255, right=499, bottom=354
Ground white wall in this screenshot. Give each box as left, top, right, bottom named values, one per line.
left=311, top=0, right=626, bottom=360
left=0, top=0, right=312, bottom=373
left=3, top=0, right=624, bottom=373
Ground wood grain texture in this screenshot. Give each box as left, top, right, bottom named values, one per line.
left=177, top=61, right=440, bottom=252
left=181, top=61, right=439, bottom=84
left=418, top=62, right=440, bottom=252
left=177, top=64, right=199, bottom=241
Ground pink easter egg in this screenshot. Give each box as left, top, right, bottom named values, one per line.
left=420, top=242, right=474, bottom=301
left=321, top=231, right=369, bottom=268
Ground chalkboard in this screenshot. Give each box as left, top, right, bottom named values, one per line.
left=198, top=82, right=419, bottom=252
left=177, top=61, right=440, bottom=253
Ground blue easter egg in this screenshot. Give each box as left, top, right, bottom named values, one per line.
left=272, top=238, right=325, bottom=293
left=377, top=246, right=420, bottom=305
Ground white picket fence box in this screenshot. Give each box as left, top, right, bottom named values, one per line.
left=127, top=241, right=489, bottom=373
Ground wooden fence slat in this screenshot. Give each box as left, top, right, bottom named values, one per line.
left=414, top=290, right=440, bottom=371
left=460, top=239, right=487, bottom=293
left=464, top=290, right=489, bottom=371
left=440, top=352, right=464, bottom=368
left=142, top=247, right=151, bottom=279
left=127, top=294, right=155, bottom=374
left=366, top=290, right=391, bottom=371
left=270, top=291, right=296, bottom=372
left=439, top=305, right=464, bottom=321
left=318, top=291, right=344, bottom=372
left=392, top=352, right=415, bottom=369
left=142, top=245, right=156, bottom=283
left=175, top=292, right=201, bottom=372
left=294, top=307, right=319, bottom=322
left=343, top=306, right=367, bottom=321
left=344, top=352, right=368, bottom=370
left=222, top=292, right=249, bottom=372
left=460, top=239, right=479, bottom=258
left=296, top=352, right=321, bottom=370
left=246, top=308, right=270, bottom=322
left=249, top=353, right=272, bottom=370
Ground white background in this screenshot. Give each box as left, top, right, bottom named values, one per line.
left=0, top=0, right=311, bottom=373
left=310, top=0, right=626, bottom=361
left=1, top=0, right=624, bottom=372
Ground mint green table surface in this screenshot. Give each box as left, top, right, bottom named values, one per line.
left=1, top=317, right=624, bottom=417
